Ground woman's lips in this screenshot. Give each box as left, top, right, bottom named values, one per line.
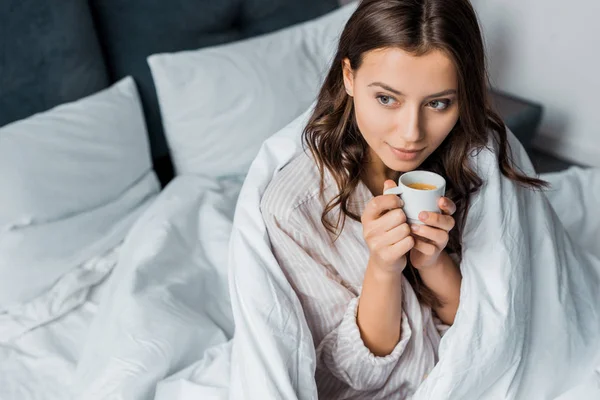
left=388, top=144, right=424, bottom=161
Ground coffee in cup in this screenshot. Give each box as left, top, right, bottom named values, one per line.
left=383, top=171, right=446, bottom=225
left=406, top=183, right=437, bottom=191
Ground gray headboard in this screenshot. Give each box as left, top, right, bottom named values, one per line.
left=0, top=0, right=340, bottom=185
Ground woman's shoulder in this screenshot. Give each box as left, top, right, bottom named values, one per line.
left=260, top=150, right=328, bottom=223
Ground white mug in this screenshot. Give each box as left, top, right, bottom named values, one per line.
left=383, top=170, right=446, bottom=225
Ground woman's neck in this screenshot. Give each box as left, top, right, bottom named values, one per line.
left=362, top=150, right=400, bottom=196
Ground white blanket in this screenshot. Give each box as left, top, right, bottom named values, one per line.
left=226, top=109, right=600, bottom=399
left=18, top=112, right=598, bottom=399
left=1, top=175, right=238, bottom=400
left=71, top=175, right=243, bottom=399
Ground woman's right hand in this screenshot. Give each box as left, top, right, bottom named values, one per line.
left=361, top=180, right=415, bottom=274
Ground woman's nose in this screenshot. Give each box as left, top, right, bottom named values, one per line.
left=397, top=104, right=422, bottom=142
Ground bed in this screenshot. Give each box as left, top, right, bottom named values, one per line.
left=1, top=1, right=598, bottom=399
left=1, top=1, right=340, bottom=398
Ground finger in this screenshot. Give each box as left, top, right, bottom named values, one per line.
left=412, top=238, right=438, bottom=256
left=386, top=235, right=415, bottom=258
left=364, top=208, right=407, bottom=240
left=381, top=223, right=411, bottom=246
left=383, top=179, right=397, bottom=192
left=364, top=208, right=406, bottom=239
left=410, top=224, right=448, bottom=247
left=438, top=197, right=457, bottom=216
left=376, top=208, right=407, bottom=232
left=368, top=223, right=409, bottom=254
left=418, top=211, right=456, bottom=231
left=362, top=194, right=403, bottom=223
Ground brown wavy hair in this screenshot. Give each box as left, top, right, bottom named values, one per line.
left=303, top=0, right=547, bottom=307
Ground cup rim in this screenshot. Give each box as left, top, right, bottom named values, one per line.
left=399, top=170, right=446, bottom=191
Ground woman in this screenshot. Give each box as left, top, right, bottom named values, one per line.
left=260, top=0, right=545, bottom=398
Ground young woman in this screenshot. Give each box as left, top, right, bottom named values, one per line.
left=260, top=0, right=545, bottom=398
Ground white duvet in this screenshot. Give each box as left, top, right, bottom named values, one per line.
left=227, top=110, right=600, bottom=400
left=2, top=116, right=600, bottom=399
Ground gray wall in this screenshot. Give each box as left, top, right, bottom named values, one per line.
left=473, top=0, right=600, bottom=167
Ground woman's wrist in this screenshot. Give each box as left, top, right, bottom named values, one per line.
left=417, top=250, right=460, bottom=296
left=417, top=250, right=462, bottom=324
left=367, top=256, right=407, bottom=279
left=415, top=250, right=452, bottom=273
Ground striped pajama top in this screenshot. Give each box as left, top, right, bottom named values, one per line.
left=260, top=151, right=449, bottom=399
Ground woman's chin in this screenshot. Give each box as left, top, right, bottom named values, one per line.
left=384, top=157, right=423, bottom=173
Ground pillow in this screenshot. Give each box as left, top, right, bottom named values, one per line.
left=89, top=0, right=339, bottom=161
left=148, top=2, right=357, bottom=178
left=0, top=77, right=160, bottom=310
left=0, top=0, right=109, bottom=128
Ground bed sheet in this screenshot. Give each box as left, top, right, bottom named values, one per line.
left=72, top=174, right=242, bottom=399
left=0, top=251, right=116, bottom=400
left=0, top=165, right=598, bottom=400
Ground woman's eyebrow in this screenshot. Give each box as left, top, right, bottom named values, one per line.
left=368, top=82, right=403, bottom=96
left=368, top=82, right=457, bottom=99
left=424, top=89, right=457, bottom=99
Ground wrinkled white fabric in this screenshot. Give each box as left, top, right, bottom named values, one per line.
left=227, top=107, right=600, bottom=399
left=72, top=175, right=241, bottom=400
left=2, top=113, right=599, bottom=400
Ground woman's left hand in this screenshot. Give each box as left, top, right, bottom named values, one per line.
left=409, top=197, right=456, bottom=269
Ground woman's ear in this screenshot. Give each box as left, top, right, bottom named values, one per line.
left=342, top=58, right=354, bottom=97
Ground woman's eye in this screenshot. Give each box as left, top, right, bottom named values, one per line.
left=428, top=99, right=452, bottom=110
left=376, top=95, right=396, bottom=106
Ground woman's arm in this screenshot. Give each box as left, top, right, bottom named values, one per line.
left=417, top=250, right=461, bottom=325
left=409, top=198, right=462, bottom=325
left=357, top=180, right=416, bottom=356
left=261, top=179, right=415, bottom=392
left=357, top=261, right=404, bottom=356
left=263, top=210, right=413, bottom=392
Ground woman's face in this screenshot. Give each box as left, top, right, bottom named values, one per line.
left=343, top=47, right=460, bottom=177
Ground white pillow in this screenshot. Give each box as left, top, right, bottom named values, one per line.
left=0, top=77, right=160, bottom=310
left=148, top=2, right=357, bottom=177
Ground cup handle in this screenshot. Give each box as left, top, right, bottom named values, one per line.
left=383, top=186, right=404, bottom=196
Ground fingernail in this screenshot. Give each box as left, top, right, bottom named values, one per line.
left=399, top=199, right=404, bottom=207
left=419, top=212, right=428, bottom=221
left=411, top=224, right=419, bottom=232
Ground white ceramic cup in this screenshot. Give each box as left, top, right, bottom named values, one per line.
left=383, top=170, right=446, bottom=225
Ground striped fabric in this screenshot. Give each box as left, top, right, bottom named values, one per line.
left=260, top=151, right=449, bottom=399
